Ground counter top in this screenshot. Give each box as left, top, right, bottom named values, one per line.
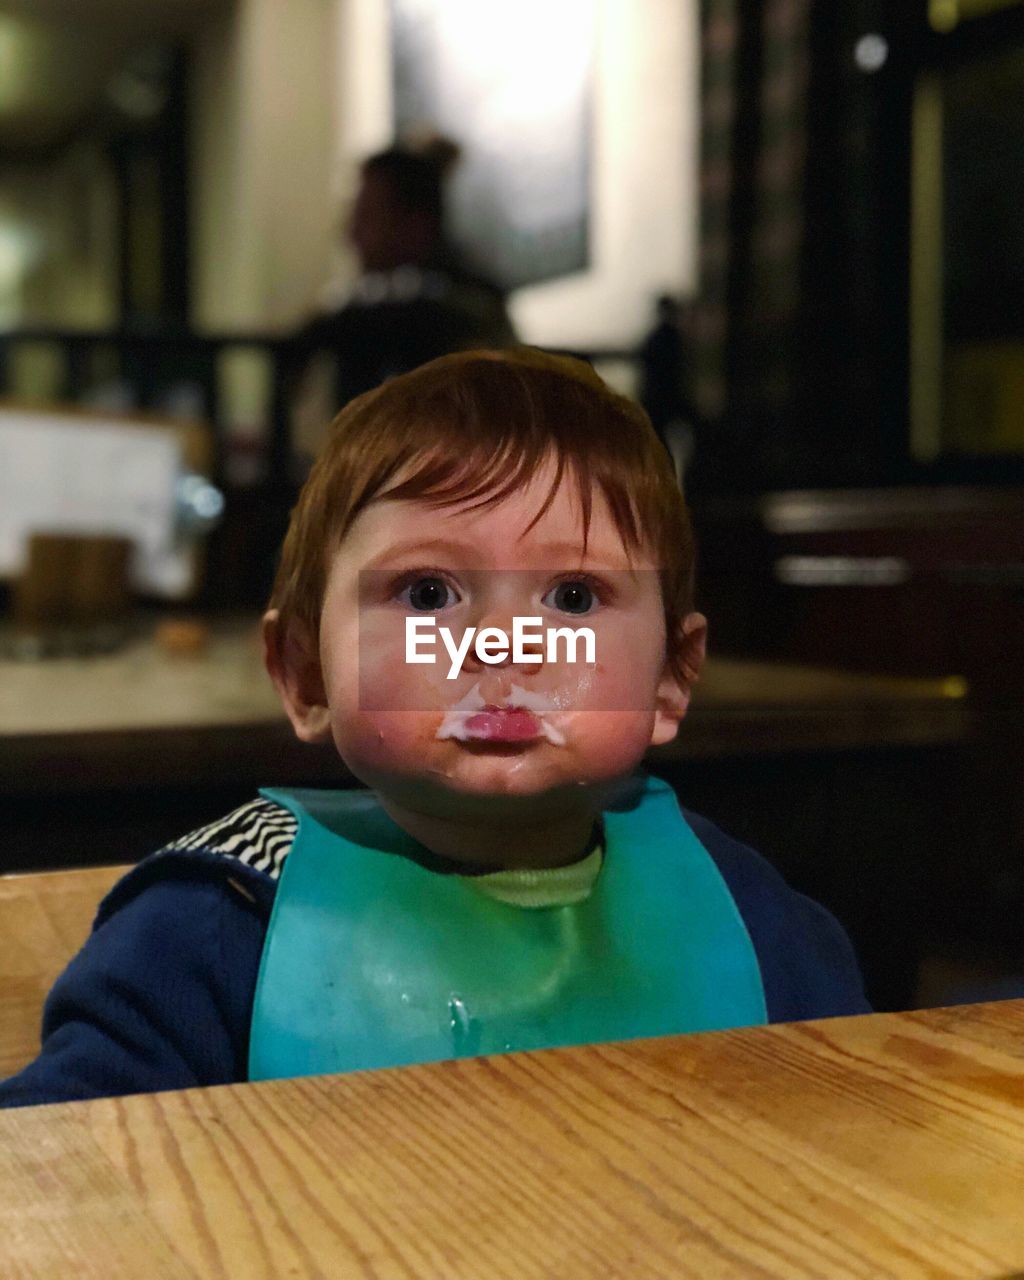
left=0, top=617, right=970, bottom=794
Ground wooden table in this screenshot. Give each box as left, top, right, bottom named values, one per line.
left=2, top=1000, right=1022, bottom=1279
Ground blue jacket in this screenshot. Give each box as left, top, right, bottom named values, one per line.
left=0, top=797, right=870, bottom=1109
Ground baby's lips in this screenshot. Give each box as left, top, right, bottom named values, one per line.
left=463, top=706, right=544, bottom=742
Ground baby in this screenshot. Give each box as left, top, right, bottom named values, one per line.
left=0, top=348, right=868, bottom=1106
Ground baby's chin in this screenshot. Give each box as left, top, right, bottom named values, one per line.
left=352, top=761, right=610, bottom=823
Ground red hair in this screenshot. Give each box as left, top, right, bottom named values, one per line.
left=269, top=347, right=696, bottom=678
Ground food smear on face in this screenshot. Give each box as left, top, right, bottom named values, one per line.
left=436, top=683, right=566, bottom=746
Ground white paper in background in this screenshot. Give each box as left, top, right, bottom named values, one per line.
left=0, top=411, right=191, bottom=598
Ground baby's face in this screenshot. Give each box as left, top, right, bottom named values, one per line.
left=311, top=466, right=701, bottom=819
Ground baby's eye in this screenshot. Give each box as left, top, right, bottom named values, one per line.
left=544, top=579, right=596, bottom=615
left=399, top=576, right=459, bottom=611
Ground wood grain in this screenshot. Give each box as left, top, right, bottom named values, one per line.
left=0, top=865, right=126, bottom=1078
left=1, top=1001, right=1023, bottom=1278
left=0, top=1098, right=195, bottom=1278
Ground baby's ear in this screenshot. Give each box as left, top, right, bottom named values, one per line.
left=262, top=609, right=333, bottom=743
left=650, top=612, right=707, bottom=748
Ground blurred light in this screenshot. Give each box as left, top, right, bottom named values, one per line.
left=0, top=16, right=37, bottom=110
left=176, top=474, right=225, bottom=533
left=929, top=0, right=960, bottom=31
left=0, top=229, right=25, bottom=286
left=854, top=33, right=889, bottom=73
left=775, top=556, right=911, bottom=587
left=0, top=222, right=40, bottom=286
left=412, top=0, right=592, bottom=121
left=931, top=0, right=1018, bottom=29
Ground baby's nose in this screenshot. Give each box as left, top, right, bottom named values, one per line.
left=462, top=609, right=545, bottom=673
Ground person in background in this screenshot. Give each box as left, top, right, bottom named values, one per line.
left=292, top=135, right=516, bottom=421
left=638, top=293, right=700, bottom=486
left=0, top=347, right=868, bottom=1108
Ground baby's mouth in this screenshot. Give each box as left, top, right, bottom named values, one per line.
left=463, top=704, right=544, bottom=742
left=436, top=683, right=567, bottom=746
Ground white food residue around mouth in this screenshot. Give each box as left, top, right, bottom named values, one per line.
left=435, top=682, right=567, bottom=746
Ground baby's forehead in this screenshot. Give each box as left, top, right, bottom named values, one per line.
left=334, top=488, right=652, bottom=574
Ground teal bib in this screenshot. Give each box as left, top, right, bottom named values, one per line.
left=248, top=775, right=767, bottom=1081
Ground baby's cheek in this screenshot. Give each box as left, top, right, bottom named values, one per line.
left=334, top=708, right=440, bottom=774
left=566, top=709, right=656, bottom=777
left=550, top=658, right=653, bottom=715
left=355, top=642, right=427, bottom=713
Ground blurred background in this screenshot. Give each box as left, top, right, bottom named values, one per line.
left=1, top=0, right=1022, bottom=1014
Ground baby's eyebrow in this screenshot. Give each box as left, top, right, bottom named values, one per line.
left=524, top=540, right=637, bottom=572
left=362, top=539, right=483, bottom=569
left=363, top=540, right=639, bottom=574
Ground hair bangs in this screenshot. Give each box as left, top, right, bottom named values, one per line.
left=373, top=362, right=650, bottom=565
